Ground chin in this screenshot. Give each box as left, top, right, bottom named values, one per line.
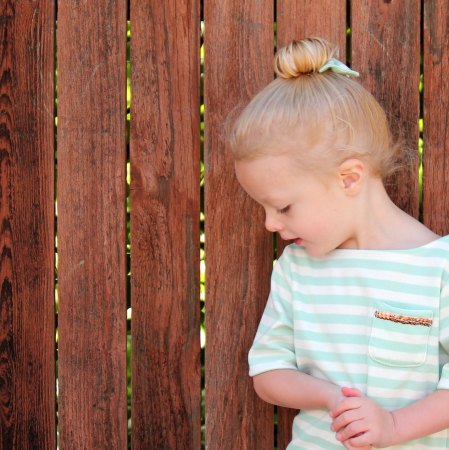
left=303, top=245, right=332, bottom=258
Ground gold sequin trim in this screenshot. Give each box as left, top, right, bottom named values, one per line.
left=375, top=310, right=433, bottom=327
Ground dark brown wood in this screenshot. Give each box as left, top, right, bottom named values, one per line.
left=352, top=0, right=421, bottom=218
left=57, top=1, right=128, bottom=448
left=204, top=1, right=274, bottom=448
left=4, top=2, right=449, bottom=449
left=275, top=3, right=347, bottom=447
left=423, top=0, right=449, bottom=235
left=277, top=0, right=347, bottom=59
left=0, top=1, right=56, bottom=448
left=130, top=0, right=201, bottom=448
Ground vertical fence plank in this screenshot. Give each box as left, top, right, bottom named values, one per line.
left=204, top=1, right=274, bottom=448
left=0, top=1, right=55, bottom=448
left=130, top=0, right=201, bottom=448
left=277, top=0, right=346, bottom=57
left=423, top=0, right=449, bottom=235
left=275, top=3, right=347, bottom=447
left=57, top=1, right=128, bottom=448
left=4, top=2, right=446, bottom=449
left=352, top=0, right=421, bottom=217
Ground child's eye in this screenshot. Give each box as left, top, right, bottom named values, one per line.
left=278, top=205, right=290, bottom=214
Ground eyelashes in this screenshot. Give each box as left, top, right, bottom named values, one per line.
left=278, top=205, right=290, bottom=214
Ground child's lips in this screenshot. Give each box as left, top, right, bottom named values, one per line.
left=279, top=235, right=303, bottom=246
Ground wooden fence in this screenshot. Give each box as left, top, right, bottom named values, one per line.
left=1, top=0, right=448, bottom=449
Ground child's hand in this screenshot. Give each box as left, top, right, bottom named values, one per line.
left=330, top=387, right=395, bottom=448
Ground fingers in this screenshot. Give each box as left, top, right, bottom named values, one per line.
left=335, top=420, right=367, bottom=442
left=331, top=387, right=373, bottom=449
left=343, top=440, right=371, bottom=450
left=345, top=432, right=373, bottom=448
left=330, top=387, right=364, bottom=418
left=341, top=386, right=364, bottom=398
left=331, top=408, right=361, bottom=433
left=344, top=443, right=371, bottom=450
left=330, top=396, right=361, bottom=419
left=343, top=443, right=373, bottom=450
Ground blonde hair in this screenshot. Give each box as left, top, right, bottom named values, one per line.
left=229, top=37, right=403, bottom=179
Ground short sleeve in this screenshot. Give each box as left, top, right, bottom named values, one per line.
left=248, top=247, right=297, bottom=376
left=437, top=270, right=449, bottom=390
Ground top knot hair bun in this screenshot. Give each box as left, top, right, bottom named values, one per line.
left=274, top=37, right=339, bottom=79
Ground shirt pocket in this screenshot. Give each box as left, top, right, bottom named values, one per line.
left=368, top=302, right=433, bottom=368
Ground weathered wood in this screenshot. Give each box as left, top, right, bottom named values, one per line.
left=275, top=3, right=347, bottom=447
left=57, top=1, right=128, bottom=448
left=352, top=0, right=421, bottom=217
left=0, top=1, right=56, bottom=449
left=130, top=0, right=201, bottom=448
left=4, top=2, right=449, bottom=449
left=423, top=0, right=449, bottom=235
left=204, top=1, right=274, bottom=448
left=277, top=0, right=347, bottom=58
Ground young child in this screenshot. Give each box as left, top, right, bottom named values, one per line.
left=229, top=37, right=449, bottom=449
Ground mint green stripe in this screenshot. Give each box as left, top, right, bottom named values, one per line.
left=294, top=330, right=369, bottom=344
left=292, top=310, right=371, bottom=325
left=292, top=416, right=341, bottom=449
left=290, top=253, right=449, bottom=274
left=369, top=336, right=436, bottom=354
left=291, top=274, right=439, bottom=295
left=327, top=371, right=438, bottom=391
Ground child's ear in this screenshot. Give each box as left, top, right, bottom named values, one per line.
left=337, top=159, right=365, bottom=195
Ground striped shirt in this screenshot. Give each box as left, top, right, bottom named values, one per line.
left=248, top=236, right=449, bottom=449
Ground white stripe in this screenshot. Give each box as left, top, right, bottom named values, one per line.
left=292, top=302, right=373, bottom=315
left=369, top=348, right=437, bottom=364
left=295, top=339, right=439, bottom=365
left=270, top=281, right=292, bottom=301
left=250, top=347, right=293, bottom=357
left=440, top=328, right=449, bottom=343
left=258, top=314, right=282, bottom=328
left=298, top=357, right=368, bottom=374
left=295, top=322, right=370, bottom=335
left=291, top=264, right=442, bottom=287
left=291, top=283, right=438, bottom=305
left=319, top=251, right=449, bottom=267
left=293, top=413, right=337, bottom=446
left=293, top=338, right=367, bottom=355
left=368, top=386, right=433, bottom=399
left=249, top=362, right=296, bottom=376
left=368, top=364, right=438, bottom=382
left=440, top=304, right=449, bottom=319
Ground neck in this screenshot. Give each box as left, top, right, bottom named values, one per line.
left=340, top=178, right=438, bottom=250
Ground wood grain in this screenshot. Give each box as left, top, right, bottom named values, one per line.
left=277, top=0, right=347, bottom=59
left=4, top=2, right=449, bottom=448
left=352, top=0, right=421, bottom=218
left=0, top=1, right=56, bottom=448
left=204, top=1, right=274, bottom=448
left=423, top=0, right=449, bottom=235
left=129, top=0, right=201, bottom=448
left=57, top=1, right=128, bottom=448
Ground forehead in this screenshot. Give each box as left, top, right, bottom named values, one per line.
left=235, top=155, right=295, bottom=184
left=234, top=156, right=310, bottom=204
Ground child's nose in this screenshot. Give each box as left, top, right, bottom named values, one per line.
left=265, top=213, right=284, bottom=233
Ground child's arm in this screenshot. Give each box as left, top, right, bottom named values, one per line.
left=253, top=369, right=343, bottom=410
left=254, top=372, right=373, bottom=450
left=330, top=387, right=449, bottom=447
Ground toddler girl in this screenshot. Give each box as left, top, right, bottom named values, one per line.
left=229, top=37, right=449, bottom=449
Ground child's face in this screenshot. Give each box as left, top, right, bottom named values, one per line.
left=235, top=155, right=355, bottom=257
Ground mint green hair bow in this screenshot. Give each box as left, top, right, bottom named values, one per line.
left=318, top=58, right=359, bottom=77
